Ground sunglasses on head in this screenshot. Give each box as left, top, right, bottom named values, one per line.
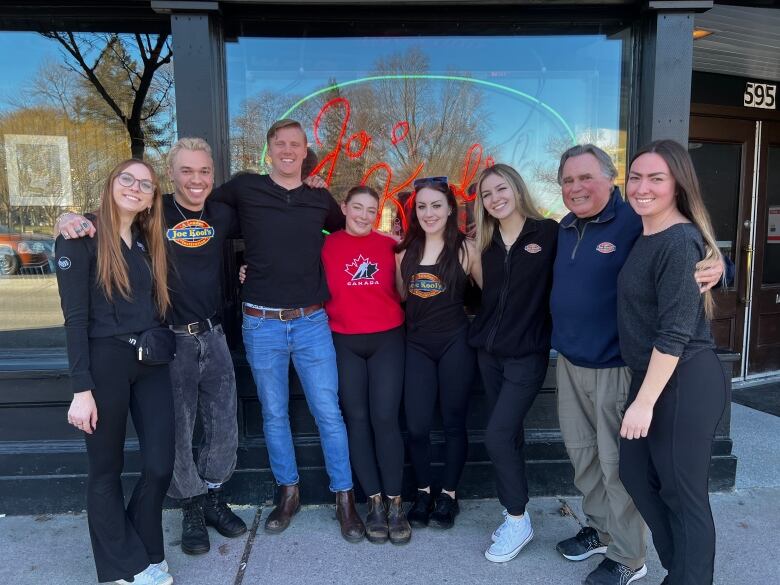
left=413, top=176, right=448, bottom=191
left=117, top=172, right=155, bottom=195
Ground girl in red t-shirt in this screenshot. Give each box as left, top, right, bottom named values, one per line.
left=322, top=186, right=410, bottom=545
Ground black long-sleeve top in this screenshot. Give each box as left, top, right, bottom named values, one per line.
left=212, top=173, right=345, bottom=307
left=469, top=218, right=558, bottom=357
left=617, top=223, right=715, bottom=371
left=55, top=232, right=162, bottom=393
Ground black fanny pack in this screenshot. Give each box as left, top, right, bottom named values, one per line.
left=116, top=327, right=176, bottom=365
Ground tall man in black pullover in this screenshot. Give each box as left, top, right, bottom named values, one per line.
left=212, top=119, right=364, bottom=542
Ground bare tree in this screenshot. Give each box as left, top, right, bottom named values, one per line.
left=40, top=32, right=173, bottom=159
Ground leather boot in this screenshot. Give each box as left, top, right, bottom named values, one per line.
left=203, top=487, right=248, bottom=538
left=265, top=484, right=300, bottom=533
left=386, top=495, right=412, bottom=545
left=181, top=495, right=210, bottom=555
left=364, top=494, right=388, bottom=544
left=335, top=489, right=365, bottom=543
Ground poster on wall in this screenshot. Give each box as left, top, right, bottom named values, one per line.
left=769, top=206, right=780, bottom=244
left=4, top=134, right=73, bottom=207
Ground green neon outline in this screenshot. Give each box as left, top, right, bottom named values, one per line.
left=258, top=74, right=576, bottom=168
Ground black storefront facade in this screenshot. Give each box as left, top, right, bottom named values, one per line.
left=2, top=0, right=768, bottom=514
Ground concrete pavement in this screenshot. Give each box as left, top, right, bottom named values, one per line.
left=2, top=402, right=778, bottom=585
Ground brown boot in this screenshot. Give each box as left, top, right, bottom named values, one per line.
left=386, top=495, right=412, bottom=545
left=265, top=484, right=300, bottom=533
left=335, top=489, right=365, bottom=543
left=364, top=494, right=388, bottom=544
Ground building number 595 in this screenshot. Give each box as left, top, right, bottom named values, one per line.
left=744, top=82, right=776, bottom=109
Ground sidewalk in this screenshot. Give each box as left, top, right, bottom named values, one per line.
left=2, top=403, right=779, bottom=585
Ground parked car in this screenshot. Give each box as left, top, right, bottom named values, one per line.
left=0, top=226, right=55, bottom=275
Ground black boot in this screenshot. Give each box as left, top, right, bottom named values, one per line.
left=406, top=490, right=434, bottom=528
left=429, top=492, right=459, bottom=529
left=181, top=495, right=210, bottom=555
left=203, top=487, right=248, bottom=538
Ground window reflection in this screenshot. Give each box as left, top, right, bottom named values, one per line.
left=227, top=33, right=629, bottom=230
left=0, top=31, right=175, bottom=350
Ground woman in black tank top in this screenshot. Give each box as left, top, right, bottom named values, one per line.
left=395, top=177, right=481, bottom=529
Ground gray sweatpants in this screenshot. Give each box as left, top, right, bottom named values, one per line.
left=556, top=354, right=647, bottom=570
left=167, top=325, right=238, bottom=500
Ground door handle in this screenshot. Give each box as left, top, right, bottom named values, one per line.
left=740, top=244, right=753, bottom=305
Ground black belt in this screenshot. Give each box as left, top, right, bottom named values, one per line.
left=169, top=316, right=221, bottom=335
left=242, top=303, right=322, bottom=321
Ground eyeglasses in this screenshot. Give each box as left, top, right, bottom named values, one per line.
left=413, top=176, right=448, bottom=191
left=117, top=172, right=155, bottom=194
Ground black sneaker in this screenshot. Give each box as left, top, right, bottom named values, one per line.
left=585, top=558, right=648, bottom=585
left=203, top=487, right=248, bottom=538
left=406, top=490, right=434, bottom=528
left=429, top=492, right=459, bottom=529
left=556, top=526, right=608, bottom=561
left=181, top=495, right=210, bottom=555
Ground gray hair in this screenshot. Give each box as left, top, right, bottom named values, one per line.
left=557, top=144, right=617, bottom=185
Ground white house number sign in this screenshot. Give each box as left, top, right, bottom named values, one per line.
left=744, top=82, right=776, bottom=109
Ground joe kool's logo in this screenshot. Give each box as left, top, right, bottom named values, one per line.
left=597, top=242, right=616, bottom=254
left=344, top=255, right=380, bottom=286
left=166, top=219, right=215, bottom=248
left=408, top=272, right=445, bottom=298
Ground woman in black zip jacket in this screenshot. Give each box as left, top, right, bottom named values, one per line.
left=468, top=163, right=558, bottom=564
left=56, top=159, right=175, bottom=585
left=395, top=177, right=481, bottom=530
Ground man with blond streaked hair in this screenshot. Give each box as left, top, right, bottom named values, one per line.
left=55, top=137, right=247, bottom=558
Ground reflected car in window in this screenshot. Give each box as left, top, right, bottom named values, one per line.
left=0, top=226, right=55, bottom=275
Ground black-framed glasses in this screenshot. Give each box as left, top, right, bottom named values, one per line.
left=413, top=176, right=448, bottom=191
left=117, top=172, right=155, bottom=194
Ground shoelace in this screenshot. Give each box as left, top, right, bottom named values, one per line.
left=183, top=505, right=205, bottom=530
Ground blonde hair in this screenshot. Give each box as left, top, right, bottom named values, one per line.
left=630, top=140, right=722, bottom=318
left=167, top=137, right=213, bottom=171
left=474, top=163, right=543, bottom=252
left=96, top=159, right=170, bottom=316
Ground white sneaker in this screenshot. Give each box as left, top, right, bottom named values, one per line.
left=491, top=509, right=508, bottom=542
left=115, top=564, right=173, bottom=585
left=148, top=560, right=172, bottom=584
left=484, top=512, right=533, bottom=563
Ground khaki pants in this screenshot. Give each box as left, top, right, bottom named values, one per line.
left=556, top=354, right=647, bottom=569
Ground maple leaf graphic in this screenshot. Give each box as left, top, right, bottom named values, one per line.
left=345, top=255, right=379, bottom=280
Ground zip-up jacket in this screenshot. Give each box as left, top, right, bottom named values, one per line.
left=469, top=217, right=558, bottom=357
left=550, top=187, right=642, bottom=368
left=55, top=231, right=163, bottom=393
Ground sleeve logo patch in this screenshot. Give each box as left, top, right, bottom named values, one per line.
left=524, top=243, right=542, bottom=254
left=57, top=257, right=71, bottom=270
left=596, top=242, right=616, bottom=254
left=166, top=219, right=215, bottom=248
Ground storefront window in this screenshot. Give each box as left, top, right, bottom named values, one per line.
left=0, top=30, right=175, bottom=352
left=227, top=32, right=630, bottom=233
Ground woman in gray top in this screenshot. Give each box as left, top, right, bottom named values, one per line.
left=616, top=139, right=727, bottom=585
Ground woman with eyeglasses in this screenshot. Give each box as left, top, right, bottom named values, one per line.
left=468, top=163, right=558, bottom=564
left=56, top=160, right=175, bottom=585
left=395, top=176, right=481, bottom=530
left=321, top=185, right=410, bottom=544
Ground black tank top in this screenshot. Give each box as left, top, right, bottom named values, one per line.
left=405, top=262, right=467, bottom=340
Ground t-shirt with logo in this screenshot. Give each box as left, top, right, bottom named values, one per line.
left=163, top=194, right=239, bottom=326
left=321, top=230, right=404, bottom=334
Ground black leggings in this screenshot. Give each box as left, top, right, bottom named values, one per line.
left=479, top=350, right=547, bottom=516
left=619, top=349, right=727, bottom=585
left=333, top=326, right=405, bottom=497
left=85, top=337, right=175, bottom=583
left=404, top=326, right=476, bottom=492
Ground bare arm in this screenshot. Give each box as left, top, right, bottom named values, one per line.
left=395, top=250, right=406, bottom=300
left=464, top=239, right=482, bottom=288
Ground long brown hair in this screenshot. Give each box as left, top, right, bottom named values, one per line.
left=474, top=163, right=543, bottom=252
left=630, top=139, right=721, bottom=318
left=96, top=159, right=170, bottom=315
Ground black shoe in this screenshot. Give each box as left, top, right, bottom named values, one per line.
left=181, top=495, right=210, bottom=555
left=406, top=490, right=434, bottom=528
left=585, top=558, right=648, bottom=585
left=556, top=526, right=608, bottom=561
left=203, top=487, right=248, bottom=538
left=429, top=492, right=459, bottom=530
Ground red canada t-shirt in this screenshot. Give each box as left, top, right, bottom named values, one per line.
left=322, top=230, right=404, bottom=334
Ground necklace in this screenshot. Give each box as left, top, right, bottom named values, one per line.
left=173, top=197, right=204, bottom=222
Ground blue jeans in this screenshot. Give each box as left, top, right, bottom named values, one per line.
left=242, top=306, right=353, bottom=492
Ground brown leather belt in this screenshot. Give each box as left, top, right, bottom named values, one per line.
left=242, top=303, right=323, bottom=321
